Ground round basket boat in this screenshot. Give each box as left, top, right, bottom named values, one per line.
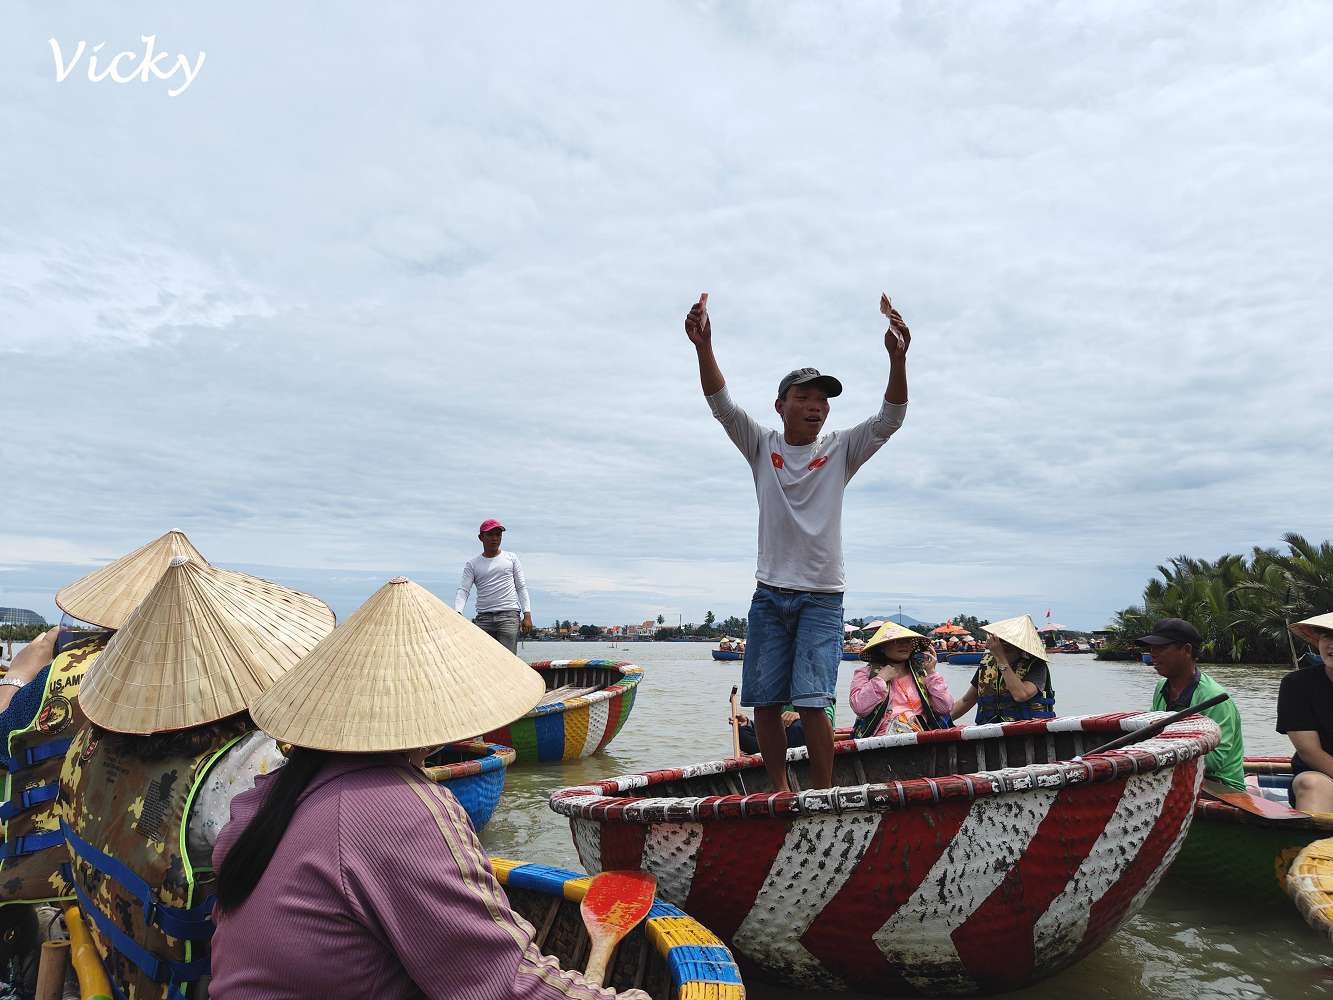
left=1169, top=756, right=1333, bottom=906
left=491, top=857, right=744, bottom=1000
left=421, top=740, right=516, bottom=832
left=1288, top=836, right=1333, bottom=942
left=549, top=712, right=1218, bottom=996
left=483, top=660, right=643, bottom=764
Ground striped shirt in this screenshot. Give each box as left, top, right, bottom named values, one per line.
left=211, top=755, right=647, bottom=1000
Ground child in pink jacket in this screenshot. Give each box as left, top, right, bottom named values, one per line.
left=849, top=622, right=954, bottom=737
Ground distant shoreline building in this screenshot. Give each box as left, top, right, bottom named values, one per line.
left=0, top=607, right=46, bottom=626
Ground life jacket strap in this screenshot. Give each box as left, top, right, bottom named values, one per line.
left=60, top=819, right=216, bottom=941
left=71, top=879, right=208, bottom=995
left=1, top=737, right=77, bottom=775
left=0, top=827, right=65, bottom=858
left=0, top=781, right=60, bottom=822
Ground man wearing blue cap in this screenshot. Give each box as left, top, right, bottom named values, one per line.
left=684, top=292, right=911, bottom=791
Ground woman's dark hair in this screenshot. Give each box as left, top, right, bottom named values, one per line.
left=92, top=714, right=253, bottom=763
left=215, top=747, right=331, bottom=912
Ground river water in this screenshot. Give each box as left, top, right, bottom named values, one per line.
left=485, top=641, right=1330, bottom=999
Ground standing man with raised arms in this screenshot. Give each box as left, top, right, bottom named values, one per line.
left=685, top=292, right=912, bottom=791
left=455, top=518, right=533, bottom=652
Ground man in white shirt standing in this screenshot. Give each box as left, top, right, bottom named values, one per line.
left=685, top=292, right=911, bottom=792
left=454, top=518, right=533, bottom=653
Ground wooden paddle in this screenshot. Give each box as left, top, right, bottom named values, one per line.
left=581, top=870, right=657, bottom=986
left=728, top=685, right=741, bottom=759
left=1200, top=779, right=1308, bottom=821
left=1083, top=692, right=1229, bottom=756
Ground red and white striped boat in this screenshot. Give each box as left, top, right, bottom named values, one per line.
left=548, top=712, right=1218, bottom=996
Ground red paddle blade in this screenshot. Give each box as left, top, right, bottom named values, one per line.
left=580, top=870, right=657, bottom=940
left=1201, top=780, right=1308, bottom=821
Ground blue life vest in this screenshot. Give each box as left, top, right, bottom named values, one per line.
left=973, top=653, right=1056, bottom=723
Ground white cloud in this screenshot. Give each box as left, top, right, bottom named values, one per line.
left=1, top=3, right=1330, bottom=630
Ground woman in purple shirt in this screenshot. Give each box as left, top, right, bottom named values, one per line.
left=211, top=577, right=649, bottom=1000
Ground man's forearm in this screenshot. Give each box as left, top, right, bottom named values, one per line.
left=696, top=343, right=725, bottom=396
left=885, top=357, right=907, bottom=405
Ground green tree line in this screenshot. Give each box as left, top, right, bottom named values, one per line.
left=1101, top=532, right=1333, bottom=664
left=0, top=623, right=51, bottom=642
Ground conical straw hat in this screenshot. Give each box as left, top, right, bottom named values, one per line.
left=863, top=620, right=929, bottom=654
left=982, top=614, right=1048, bottom=662
left=251, top=577, right=546, bottom=753
left=56, top=530, right=208, bottom=629
left=80, top=558, right=335, bottom=734
left=1291, top=612, right=1333, bottom=647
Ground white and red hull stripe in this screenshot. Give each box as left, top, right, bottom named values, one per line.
left=550, top=712, right=1219, bottom=995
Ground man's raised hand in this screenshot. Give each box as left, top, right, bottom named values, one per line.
left=880, top=293, right=910, bottom=360
left=685, top=292, right=711, bottom=347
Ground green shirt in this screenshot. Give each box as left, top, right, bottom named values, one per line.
left=1151, top=669, right=1245, bottom=792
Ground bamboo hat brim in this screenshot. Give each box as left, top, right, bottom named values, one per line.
left=982, top=614, right=1048, bottom=662
left=79, top=558, right=336, bottom=734
left=56, top=530, right=209, bottom=629
left=251, top=577, right=546, bottom=753
left=1291, top=612, right=1333, bottom=647
left=863, top=621, right=929, bottom=653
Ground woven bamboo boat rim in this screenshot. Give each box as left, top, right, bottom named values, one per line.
left=252, top=577, right=546, bottom=753
left=55, top=530, right=208, bottom=629
left=420, top=741, right=516, bottom=783
left=79, top=558, right=335, bottom=734
left=522, top=659, right=642, bottom=717
left=488, top=857, right=744, bottom=988
left=1288, top=837, right=1333, bottom=942
left=547, top=712, right=1219, bottom=824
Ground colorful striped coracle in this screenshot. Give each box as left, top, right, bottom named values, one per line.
left=484, top=660, right=643, bottom=764
left=421, top=741, right=515, bottom=831
left=490, top=857, right=744, bottom=1000
left=549, top=712, right=1218, bottom=996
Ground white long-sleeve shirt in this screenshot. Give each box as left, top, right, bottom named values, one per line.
left=454, top=551, right=531, bottom=615
left=708, top=386, right=906, bottom=592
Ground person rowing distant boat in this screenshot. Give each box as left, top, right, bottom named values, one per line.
left=685, top=290, right=912, bottom=791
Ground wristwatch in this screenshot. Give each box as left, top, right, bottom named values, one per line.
left=0, top=676, right=26, bottom=691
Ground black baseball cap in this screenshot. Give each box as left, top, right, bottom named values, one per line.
left=1135, top=618, right=1202, bottom=647
left=778, top=368, right=843, bottom=399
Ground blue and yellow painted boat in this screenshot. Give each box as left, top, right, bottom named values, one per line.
left=421, top=740, right=515, bottom=831
left=491, top=858, right=745, bottom=999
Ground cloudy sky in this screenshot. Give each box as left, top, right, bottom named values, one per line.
left=2, top=2, right=1330, bottom=630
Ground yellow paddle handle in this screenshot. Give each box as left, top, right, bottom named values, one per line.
left=64, top=906, right=114, bottom=1000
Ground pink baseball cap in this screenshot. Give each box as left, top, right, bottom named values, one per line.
left=478, top=518, right=505, bottom=533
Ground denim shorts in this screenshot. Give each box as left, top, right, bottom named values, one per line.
left=741, top=585, right=843, bottom=709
